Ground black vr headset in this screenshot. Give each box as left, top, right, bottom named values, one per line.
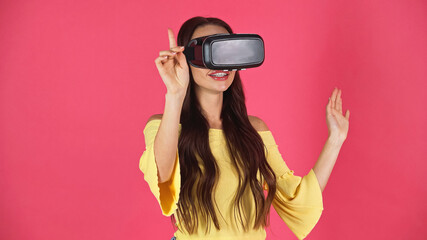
left=183, top=33, right=265, bottom=71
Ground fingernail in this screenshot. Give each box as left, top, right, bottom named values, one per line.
left=180, top=46, right=184, bottom=49
left=172, top=52, right=176, bottom=54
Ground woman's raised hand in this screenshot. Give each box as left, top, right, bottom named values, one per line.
left=154, top=28, right=190, bottom=98
left=326, top=87, right=350, bottom=142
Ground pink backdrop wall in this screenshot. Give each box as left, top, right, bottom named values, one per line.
left=1, top=0, right=426, bottom=239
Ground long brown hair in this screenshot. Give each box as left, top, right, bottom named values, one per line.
left=171, top=16, right=277, bottom=235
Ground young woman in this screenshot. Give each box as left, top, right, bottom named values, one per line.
left=139, top=16, right=350, bottom=240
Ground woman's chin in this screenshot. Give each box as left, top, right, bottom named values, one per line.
left=215, top=83, right=231, bottom=92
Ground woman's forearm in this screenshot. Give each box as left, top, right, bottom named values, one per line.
left=154, top=93, right=184, bottom=183
left=312, top=136, right=344, bottom=192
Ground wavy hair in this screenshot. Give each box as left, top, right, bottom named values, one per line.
left=171, top=16, right=277, bottom=235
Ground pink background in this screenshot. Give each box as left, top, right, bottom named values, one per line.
left=1, top=0, right=426, bottom=239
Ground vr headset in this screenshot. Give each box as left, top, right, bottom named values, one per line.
left=183, top=33, right=265, bottom=71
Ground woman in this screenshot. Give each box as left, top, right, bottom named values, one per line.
left=139, top=16, right=350, bottom=240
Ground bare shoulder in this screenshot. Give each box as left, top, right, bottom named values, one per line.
left=248, top=115, right=270, bottom=131
left=146, top=114, right=163, bottom=125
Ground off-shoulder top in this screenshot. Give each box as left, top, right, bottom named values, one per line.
left=139, top=119, right=323, bottom=240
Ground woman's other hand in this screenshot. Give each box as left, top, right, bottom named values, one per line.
left=326, top=87, right=350, bottom=142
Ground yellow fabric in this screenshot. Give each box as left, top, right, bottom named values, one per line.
left=139, top=119, right=323, bottom=240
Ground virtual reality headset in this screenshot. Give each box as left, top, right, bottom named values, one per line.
left=183, top=33, right=265, bottom=71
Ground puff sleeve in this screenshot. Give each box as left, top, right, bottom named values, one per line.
left=138, top=119, right=181, bottom=216
left=259, top=131, right=324, bottom=240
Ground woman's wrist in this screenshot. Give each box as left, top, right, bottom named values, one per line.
left=166, top=92, right=185, bottom=104
left=327, top=133, right=345, bottom=146
left=166, top=91, right=185, bottom=100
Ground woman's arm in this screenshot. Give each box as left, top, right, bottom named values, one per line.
left=313, top=87, right=350, bottom=192
left=312, top=137, right=344, bottom=192
left=152, top=92, right=184, bottom=183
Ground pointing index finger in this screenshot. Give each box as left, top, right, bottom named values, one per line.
left=168, top=28, right=177, bottom=49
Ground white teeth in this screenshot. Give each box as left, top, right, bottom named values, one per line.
left=210, top=73, right=228, bottom=77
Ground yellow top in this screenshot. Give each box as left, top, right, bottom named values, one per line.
left=139, top=119, right=324, bottom=240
